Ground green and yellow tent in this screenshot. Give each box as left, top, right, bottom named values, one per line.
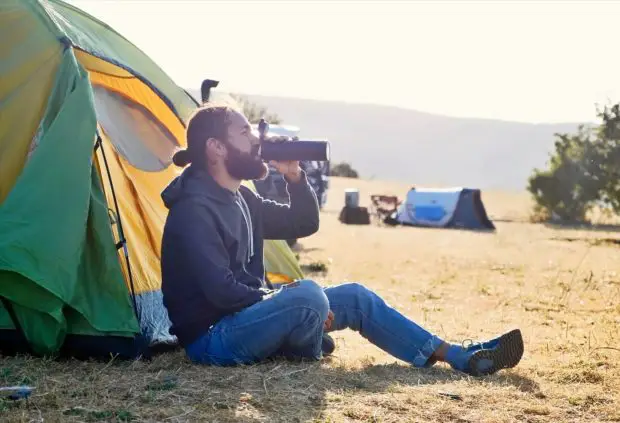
left=0, top=0, right=304, bottom=359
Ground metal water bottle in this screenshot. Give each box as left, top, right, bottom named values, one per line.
left=258, top=119, right=330, bottom=162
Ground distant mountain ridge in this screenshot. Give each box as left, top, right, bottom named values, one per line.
left=187, top=90, right=586, bottom=191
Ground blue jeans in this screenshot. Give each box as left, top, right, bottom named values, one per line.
left=185, top=280, right=444, bottom=367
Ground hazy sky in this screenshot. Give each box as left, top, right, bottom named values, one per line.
left=67, top=0, right=620, bottom=124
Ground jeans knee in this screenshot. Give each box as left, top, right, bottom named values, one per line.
left=341, top=282, right=378, bottom=307
left=345, top=282, right=371, bottom=298
left=283, top=279, right=329, bottom=321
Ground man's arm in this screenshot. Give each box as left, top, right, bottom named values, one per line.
left=257, top=169, right=320, bottom=240
left=172, top=204, right=266, bottom=312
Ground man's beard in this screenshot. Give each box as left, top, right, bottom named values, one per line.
left=224, top=143, right=269, bottom=181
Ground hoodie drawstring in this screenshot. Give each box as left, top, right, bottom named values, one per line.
left=236, top=193, right=254, bottom=263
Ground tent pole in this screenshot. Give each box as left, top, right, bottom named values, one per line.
left=94, top=135, right=140, bottom=321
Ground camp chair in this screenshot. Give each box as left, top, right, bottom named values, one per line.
left=369, top=195, right=401, bottom=224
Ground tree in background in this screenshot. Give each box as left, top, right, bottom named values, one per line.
left=596, top=103, right=620, bottom=213
left=527, top=102, right=620, bottom=222
left=330, top=162, right=359, bottom=178
left=230, top=94, right=282, bottom=124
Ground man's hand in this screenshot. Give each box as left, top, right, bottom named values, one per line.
left=324, top=310, right=334, bottom=331
left=269, top=160, right=302, bottom=183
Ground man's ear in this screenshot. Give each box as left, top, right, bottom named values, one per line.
left=206, top=138, right=225, bottom=157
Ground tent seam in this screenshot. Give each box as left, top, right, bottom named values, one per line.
left=36, top=1, right=194, bottom=129
left=73, top=47, right=189, bottom=130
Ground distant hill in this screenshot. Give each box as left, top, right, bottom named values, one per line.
left=187, top=90, right=586, bottom=191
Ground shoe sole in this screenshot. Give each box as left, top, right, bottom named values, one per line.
left=468, top=329, right=524, bottom=376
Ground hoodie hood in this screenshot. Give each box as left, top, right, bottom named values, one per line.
left=161, top=165, right=236, bottom=210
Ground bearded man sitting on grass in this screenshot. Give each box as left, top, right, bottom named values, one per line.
left=159, top=104, right=525, bottom=376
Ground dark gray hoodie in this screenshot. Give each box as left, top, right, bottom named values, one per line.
left=160, top=165, right=320, bottom=347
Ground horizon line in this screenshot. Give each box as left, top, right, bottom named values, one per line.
left=186, top=87, right=594, bottom=126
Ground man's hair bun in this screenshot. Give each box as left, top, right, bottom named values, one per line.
left=172, top=149, right=191, bottom=167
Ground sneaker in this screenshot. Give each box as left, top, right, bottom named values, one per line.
left=322, top=333, right=336, bottom=356
left=448, top=329, right=524, bottom=376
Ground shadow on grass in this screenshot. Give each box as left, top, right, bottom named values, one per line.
left=381, top=224, right=497, bottom=235
left=177, top=356, right=541, bottom=422
left=289, top=242, right=324, bottom=257
left=543, top=221, right=620, bottom=233
left=0, top=350, right=540, bottom=423
left=549, top=236, right=620, bottom=247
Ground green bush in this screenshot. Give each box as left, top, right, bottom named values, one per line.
left=527, top=103, right=620, bottom=222
left=330, top=162, right=359, bottom=178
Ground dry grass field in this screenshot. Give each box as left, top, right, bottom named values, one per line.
left=2, top=177, right=619, bottom=422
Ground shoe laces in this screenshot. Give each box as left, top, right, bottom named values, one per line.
left=461, top=339, right=483, bottom=350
